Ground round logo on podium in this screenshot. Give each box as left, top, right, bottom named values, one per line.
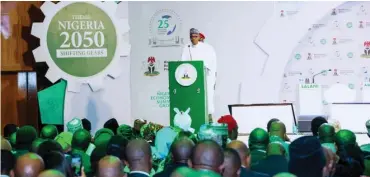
left=175, top=63, right=197, bottom=86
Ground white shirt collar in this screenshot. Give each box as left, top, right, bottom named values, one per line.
left=130, top=171, right=150, bottom=176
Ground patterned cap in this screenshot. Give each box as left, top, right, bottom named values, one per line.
left=66, top=117, right=83, bottom=134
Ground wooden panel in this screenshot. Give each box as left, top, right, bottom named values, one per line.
left=1, top=1, right=42, bottom=72
left=1, top=72, right=38, bottom=134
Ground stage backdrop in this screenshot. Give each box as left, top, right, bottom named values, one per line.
left=62, top=1, right=355, bottom=133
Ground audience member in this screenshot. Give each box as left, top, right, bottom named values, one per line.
left=227, top=140, right=268, bottom=177
left=107, top=135, right=128, bottom=162
left=36, top=140, right=63, bottom=158
left=154, top=137, right=194, bottom=177
left=3, top=124, right=17, bottom=139
left=269, top=121, right=290, bottom=159
left=267, top=118, right=280, bottom=133
left=222, top=148, right=241, bottom=177
left=104, top=118, right=119, bottom=135
left=117, top=125, right=134, bottom=140
left=217, top=115, right=238, bottom=140
left=248, top=128, right=269, bottom=166
left=14, top=126, right=38, bottom=158
left=189, top=140, right=224, bottom=175
left=1, top=150, right=15, bottom=177
left=42, top=151, right=73, bottom=177
left=1, top=137, right=12, bottom=151
left=125, top=139, right=152, bottom=177
left=37, top=170, right=65, bottom=177
left=252, top=142, right=288, bottom=176
left=71, top=129, right=92, bottom=176
left=40, top=125, right=59, bottom=140
left=94, top=128, right=114, bottom=150
left=322, top=147, right=336, bottom=177
left=311, top=116, right=327, bottom=136
left=318, top=123, right=336, bottom=144
left=82, top=118, right=92, bottom=132
left=97, top=156, right=126, bottom=177
left=11, top=153, right=44, bottom=177
left=90, top=146, right=107, bottom=176
left=30, top=138, right=45, bottom=153
left=361, top=120, right=370, bottom=152
left=288, top=136, right=326, bottom=177
left=54, top=132, right=73, bottom=153
left=133, top=119, right=147, bottom=138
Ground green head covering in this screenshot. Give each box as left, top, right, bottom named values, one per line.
left=94, top=128, right=114, bottom=149
left=318, top=123, right=335, bottom=144
left=30, top=138, right=45, bottom=153
left=71, top=129, right=91, bottom=151
left=9, top=132, right=17, bottom=147
left=55, top=132, right=73, bottom=152
left=116, top=124, right=133, bottom=139
left=40, top=125, right=59, bottom=139
left=67, top=117, right=83, bottom=134
left=335, top=129, right=356, bottom=146
left=248, top=128, right=269, bottom=151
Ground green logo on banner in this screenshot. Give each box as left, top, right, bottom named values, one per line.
left=348, top=83, right=355, bottom=89
left=346, top=22, right=353, bottom=28
left=347, top=52, right=353, bottom=58
left=295, top=54, right=301, bottom=60
left=47, top=2, right=117, bottom=77
left=320, top=39, right=327, bottom=45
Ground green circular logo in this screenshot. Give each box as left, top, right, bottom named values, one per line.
left=348, top=83, right=355, bottom=89
left=295, top=54, right=301, bottom=60
left=347, top=52, right=353, bottom=58
left=346, top=22, right=353, bottom=28
left=320, top=39, right=326, bottom=45
left=47, top=2, right=117, bottom=77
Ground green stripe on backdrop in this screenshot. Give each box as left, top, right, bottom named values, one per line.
left=38, top=79, right=67, bottom=125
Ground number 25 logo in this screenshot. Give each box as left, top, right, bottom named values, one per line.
left=158, top=19, right=169, bottom=29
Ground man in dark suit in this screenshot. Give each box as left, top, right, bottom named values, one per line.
left=227, top=140, right=269, bottom=177
left=125, top=139, right=152, bottom=177
left=97, top=155, right=125, bottom=177
left=154, top=137, right=194, bottom=177
left=251, top=142, right=288, bottom=176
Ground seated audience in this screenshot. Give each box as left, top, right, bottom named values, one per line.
left=71, top=129, right=92, bottom=176
left=252, top=142, right=288, bottom=176
left=269, top=121, right=290, bottom=160
left=82, top=118, right=92, bottom=133
left=311, top=117, right=327, bottom=136
left=1, top=150, right=15, bottom=177
left=189, top=140, right=224, bottom=175
left=37, top=170, right=65, bottom=177
left=42, top=151, right=73, bottom=177
left=30, top=138, right=45, bottom=153
left=217, top=115, right=238, bottom=140
left=40, top=125, right=59, bottom=140
left=90, top=146, right=107, bottom=176
left=36, top=140, right=63, bottom=158
left=248, top=128, right=269, bottom=166
left=267, top=118, right=280, bottom=133
left=3, top=124, right=17, bottom=140
left=54, top=132, right=73, bottom=153
left=117, top=124, right=134, bottom=140
left=97, top=156, right=126, bottom=177
left=104, top=118, right=119, bottom=135
left=125, top=139, right=152, bottom=177
left=94, top=128, right=114, bottom=150
left=222, top=148, right=241, bottom=177
left=14, top=126, right=38, bottom=158
left=11, top=153, right=44, bottom=177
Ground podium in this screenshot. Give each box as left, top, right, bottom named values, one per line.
left=297, top=84, right=324, bottom=132
left=168, top=61, right=208, bottom=132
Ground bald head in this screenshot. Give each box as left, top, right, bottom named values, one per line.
left=335, top=129, right=356, bottom=146
left=318, top=123, right=335, bottom=144
left=125, top=139, right=151, bottom=172
left=223, top=148, right=241, bottom=177
left=171, top=137, right=195, bottom=162
left=191, top=140, right=224, bottom=173
left=269, top=121, right=286, bottom=139
left=71, top=129, right=91, bottom=151
left=248, top=128, right=269, bottom=151
left=97, top=156, right=125, bottom=177
left=12, top=153, right=44, bottom=177
left=37, top=170, right=65, bottom=177
left=273, top=172, right=297, bottom=177
left=267, top=142, right=285, bottom=156
left=1, top=137, right=12, bottom=151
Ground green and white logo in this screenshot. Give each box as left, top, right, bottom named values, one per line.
left=347, top=52, right=354, bottom=58
left=348, top=83, right=355, bottom=89
left=346, top=22, right=353, bottom=28
left=32, top=2, right=130, bottom=91
left=295, top=53, right=301, bottom=60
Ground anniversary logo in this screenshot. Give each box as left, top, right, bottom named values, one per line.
left=32, top=1, right=129, bottom=91
left=149, top=9, right=184, bottom=47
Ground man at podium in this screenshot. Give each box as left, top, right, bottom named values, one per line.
left=181, top=28, right=217, bottom=120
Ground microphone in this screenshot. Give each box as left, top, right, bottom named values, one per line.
left=188, top=45, right=193, bottom=61
left=312, top=69, right=332, bottom=83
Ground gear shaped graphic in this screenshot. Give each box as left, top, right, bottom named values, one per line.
left=31, top=1, right=130, bottom=92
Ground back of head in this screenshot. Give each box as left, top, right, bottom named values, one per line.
left=81, top=118, right=92, bottom=132
left=37, top=170, right=65, bottom=177
left=318, top=123, right=335, bottom=144
left=90, top=146, right=107, bottom=176
left=40, top=125, right=58, bottom=140
left=31, top=138, right=45, bottom=153
left=288, top=136, right=326, bottom=177
left=1, top=150, right=15, bottom=175
left=14, top=153, right=45, bottom=177
left=267, top=118, right=280, bottom=133
left=107, top=135, right=128, bottom=161
left=116, top=124, right=133, bottom=140
left=104, top=118, right=119, bottom=135
left=223, top=148, right=241, bottom=177
left=125, top=139, right=152, bottom=171
left=335, top=129, right=356, bottom=146
left=267, top=142, right=285, bottom=156
left=71, top=129, right=91, bottom=151
left=311, top=117, right=327, bottom=136
left=97, top=156, right=125, bottom=177
left=273, top=172, right=297, bottom=177
left=42, top=151, right=73, bottom=177
left=94, top=128, right=114, bottom=150
left=269, top=121, right=286, bottom=139
left=16, top=125, right=38, bottom=150
left=248, top=128, right=269, bottom=151
left=217, top=115, right=238, bottom=140
left=36, top=140, right=63, bottom=158
left=191, top=140, right=224, bottom=173
left=227, top=140, right=250, bottom=162
left=4, top=124, right=17, bottom=138
left=171, top=137, right=195, bottom=162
